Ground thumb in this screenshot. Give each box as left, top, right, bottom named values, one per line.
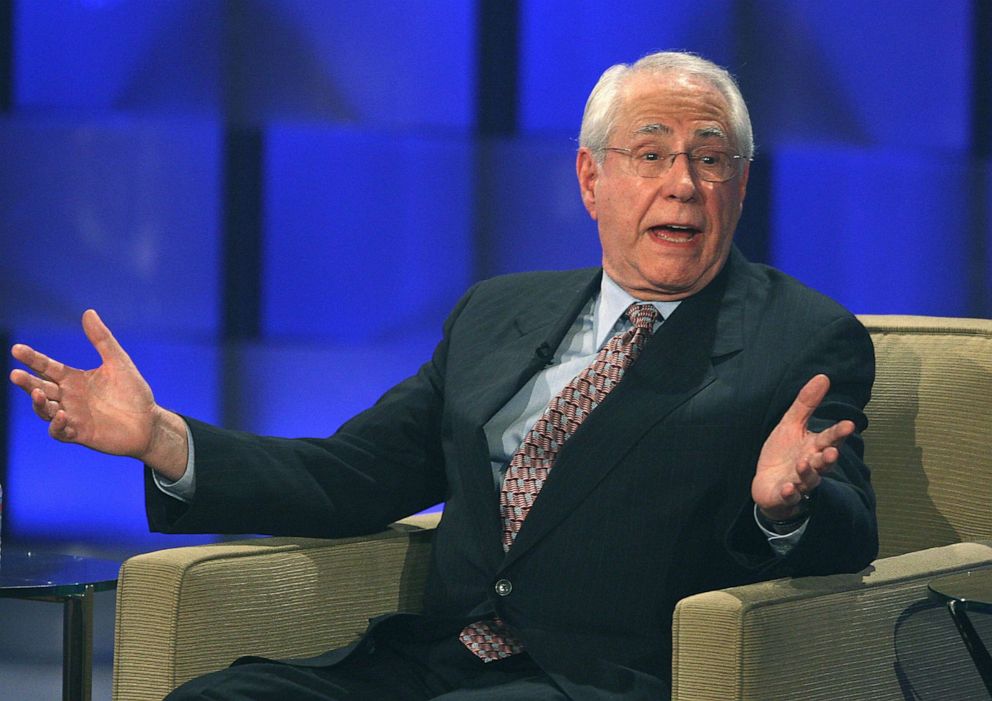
left=81, top=309, right=131, bottom=365
left=780, top=374, right=830, bottom=428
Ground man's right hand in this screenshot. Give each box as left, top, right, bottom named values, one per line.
left=8, top=309, right=189, bottom=481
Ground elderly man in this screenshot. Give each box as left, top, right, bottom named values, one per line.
left=10, top=51, right=876, bottom=700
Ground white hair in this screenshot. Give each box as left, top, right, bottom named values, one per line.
left=579, top=51, right=754, bottom=162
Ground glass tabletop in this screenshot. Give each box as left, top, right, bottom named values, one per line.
left=929, top=569, right=992, bottom=613
left=0, top=548, right=121, bottom=598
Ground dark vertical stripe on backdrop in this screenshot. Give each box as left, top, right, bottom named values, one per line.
left=729, top=1, right=772, bottom=265
left=968, top=0, right=991, bottom=316
left=220, top=1, right=266, bottom=430
left=0, top=331, right=9, bottom=540
left=0, top=0, right=13, bottom=112
left=220, top=0, right=264, bottom=342
left=473, top=0, right=520, bottom=280
left=0, top=1, right=13, bottom=533
left=476, top=0, right=519, bottom=137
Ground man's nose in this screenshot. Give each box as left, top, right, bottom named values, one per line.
left=660, top=153, right=698, bottom=201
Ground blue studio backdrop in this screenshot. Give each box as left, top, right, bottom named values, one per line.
left=0, top=0, right=989, bottom=548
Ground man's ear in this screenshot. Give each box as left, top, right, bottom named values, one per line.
left=576, top=147, right=599, bottom=220
left=736, top=160, right=750, bottom=212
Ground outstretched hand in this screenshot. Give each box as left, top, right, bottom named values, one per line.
left=9, top=310, right=189, bottom=480
left=752, top=374, right=854, bottom=521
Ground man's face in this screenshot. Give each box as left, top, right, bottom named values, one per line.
left=577, top=71, right=749, bottom=301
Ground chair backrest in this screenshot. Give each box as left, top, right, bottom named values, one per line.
left=859, top=315, right=992, bottom=559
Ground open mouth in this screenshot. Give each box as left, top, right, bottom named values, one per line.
left=649, top=224, right=702, bottom=242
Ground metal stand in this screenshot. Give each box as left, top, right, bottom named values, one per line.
left=32, top=585, right=97, bottom=701
left=62, top=585, right=95, bottom=701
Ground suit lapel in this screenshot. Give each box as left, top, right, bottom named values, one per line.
left=456, top=269, right=602, bottom=560
left=499, top=250, right=750, bottom=568
left=461, top=268, right=603, bottom=430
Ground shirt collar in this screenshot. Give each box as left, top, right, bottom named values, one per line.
left=593, top=272, right=683, bottom=348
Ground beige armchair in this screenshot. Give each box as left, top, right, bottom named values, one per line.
left=113, top=315, right=992, bottom=701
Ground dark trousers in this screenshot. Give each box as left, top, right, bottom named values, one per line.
left=164, top=634, right=569, bottom=700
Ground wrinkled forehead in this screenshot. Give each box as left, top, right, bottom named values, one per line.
left=613, top=71, right=734, bottom=145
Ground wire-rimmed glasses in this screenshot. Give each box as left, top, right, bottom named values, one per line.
left=602, top=144, right=750, bottom=182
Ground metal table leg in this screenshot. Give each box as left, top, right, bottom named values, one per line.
left=948, top=599, right=992, bottom=698
left=62, top=585, right=95, bottom=701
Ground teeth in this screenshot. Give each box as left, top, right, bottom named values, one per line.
left=654, top=228, right=696, bottom=242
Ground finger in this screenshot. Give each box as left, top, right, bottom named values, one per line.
left=30, top=388, right=60, bottom=421
left=780, top=481, right=807, bottom=506
left=795, top=455, right=814, bottom=479
left=30, top=387, right=47, bottom=418
left=10, top=367, right=44, bottom=394
left=10, top=344, right=69, bottom=383
left=794, top=456, right=821, bottom=490
left=800, top=460, right=825, bottom=489
left=805, top=442, right=844, bottom=475
left=779, top=374, right=830, bottom=430
left=49, top=410, right=74, bottom=442
left=82, top=309, right=130, bottom=365
left=779, top=451, right=817, bottom=493
left=24, top=374, right=62, bottom=400
left=11, top=369, right=61, bottom=402
left=813, top=419, right=855, bottom=450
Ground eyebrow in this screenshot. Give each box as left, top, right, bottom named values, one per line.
left=632, top=123, right=729, bottom=142
left=696, top=126, right=729, bottom=141
left=633, top=123, right=671, bottom=136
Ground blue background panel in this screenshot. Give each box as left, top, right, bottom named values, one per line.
left=0, top=116, right=222, bottom=335
left=15, top=0, right=220, bottom=112
left=519, top=0, right=736, bottom=135
left=225, top=335, right=441, bottom=439
left=741, top=0, right=972, bottom=150
left=260, top=0, right=477, bottom=128
left=14, top=0, right=476, bottom=128
left=263, top=124, right=474, bottom=342
left=226, top=336, right=448, bottom=517
left=7, top=326, right=220, bottom=545
left=770, top=144, right=971, bottom=315
left=482, top=137, right=601, bottom=276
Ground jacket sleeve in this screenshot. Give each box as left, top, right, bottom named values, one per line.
left=144, top=285, right=480, bottom=538
left=726, top=313, right=878, bottom=577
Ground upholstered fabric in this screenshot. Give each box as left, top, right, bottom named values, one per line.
left=113, top=516, right=435, bottom=701
left=672, top=541, right=992, bottom=700
left=113, top=316, right=992, bottom=701
left=671, top=314, right=992, bottom=700
left=859, top=315, right=992, bottom=558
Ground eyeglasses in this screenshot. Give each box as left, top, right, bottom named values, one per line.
left=602, top=144, right=750, bottom=183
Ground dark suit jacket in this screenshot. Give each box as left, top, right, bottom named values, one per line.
left=147, top=247, right=878, bottom=700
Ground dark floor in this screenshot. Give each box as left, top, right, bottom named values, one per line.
left=0, top=590, right=115, bottom=700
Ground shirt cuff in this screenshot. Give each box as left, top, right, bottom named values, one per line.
left=753, top=504, right=809, bottom=557
left=150, top=420, right=196, bottom=502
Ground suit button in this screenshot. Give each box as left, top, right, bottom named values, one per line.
left=494, top=579, right=513, bottom=597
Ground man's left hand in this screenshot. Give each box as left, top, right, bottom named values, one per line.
left=752, top=374, right=854, bottom=521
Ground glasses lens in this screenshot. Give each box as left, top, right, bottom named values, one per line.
left=628, top=145, right=666, bottom=178
left=692, top=149, right=735, bottom=182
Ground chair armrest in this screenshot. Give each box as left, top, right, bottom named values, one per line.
left=112, top=512, right=439, bottom=701
left=672, top=540, right=992, bottom=701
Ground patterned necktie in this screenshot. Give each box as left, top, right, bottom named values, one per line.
left=459, top=302, right=659, bottom=662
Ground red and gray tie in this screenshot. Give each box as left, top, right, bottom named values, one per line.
left=459, top=303, right=659, bottom=661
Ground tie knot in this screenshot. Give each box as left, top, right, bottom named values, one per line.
left=625, top=303, right=659, bottom=331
